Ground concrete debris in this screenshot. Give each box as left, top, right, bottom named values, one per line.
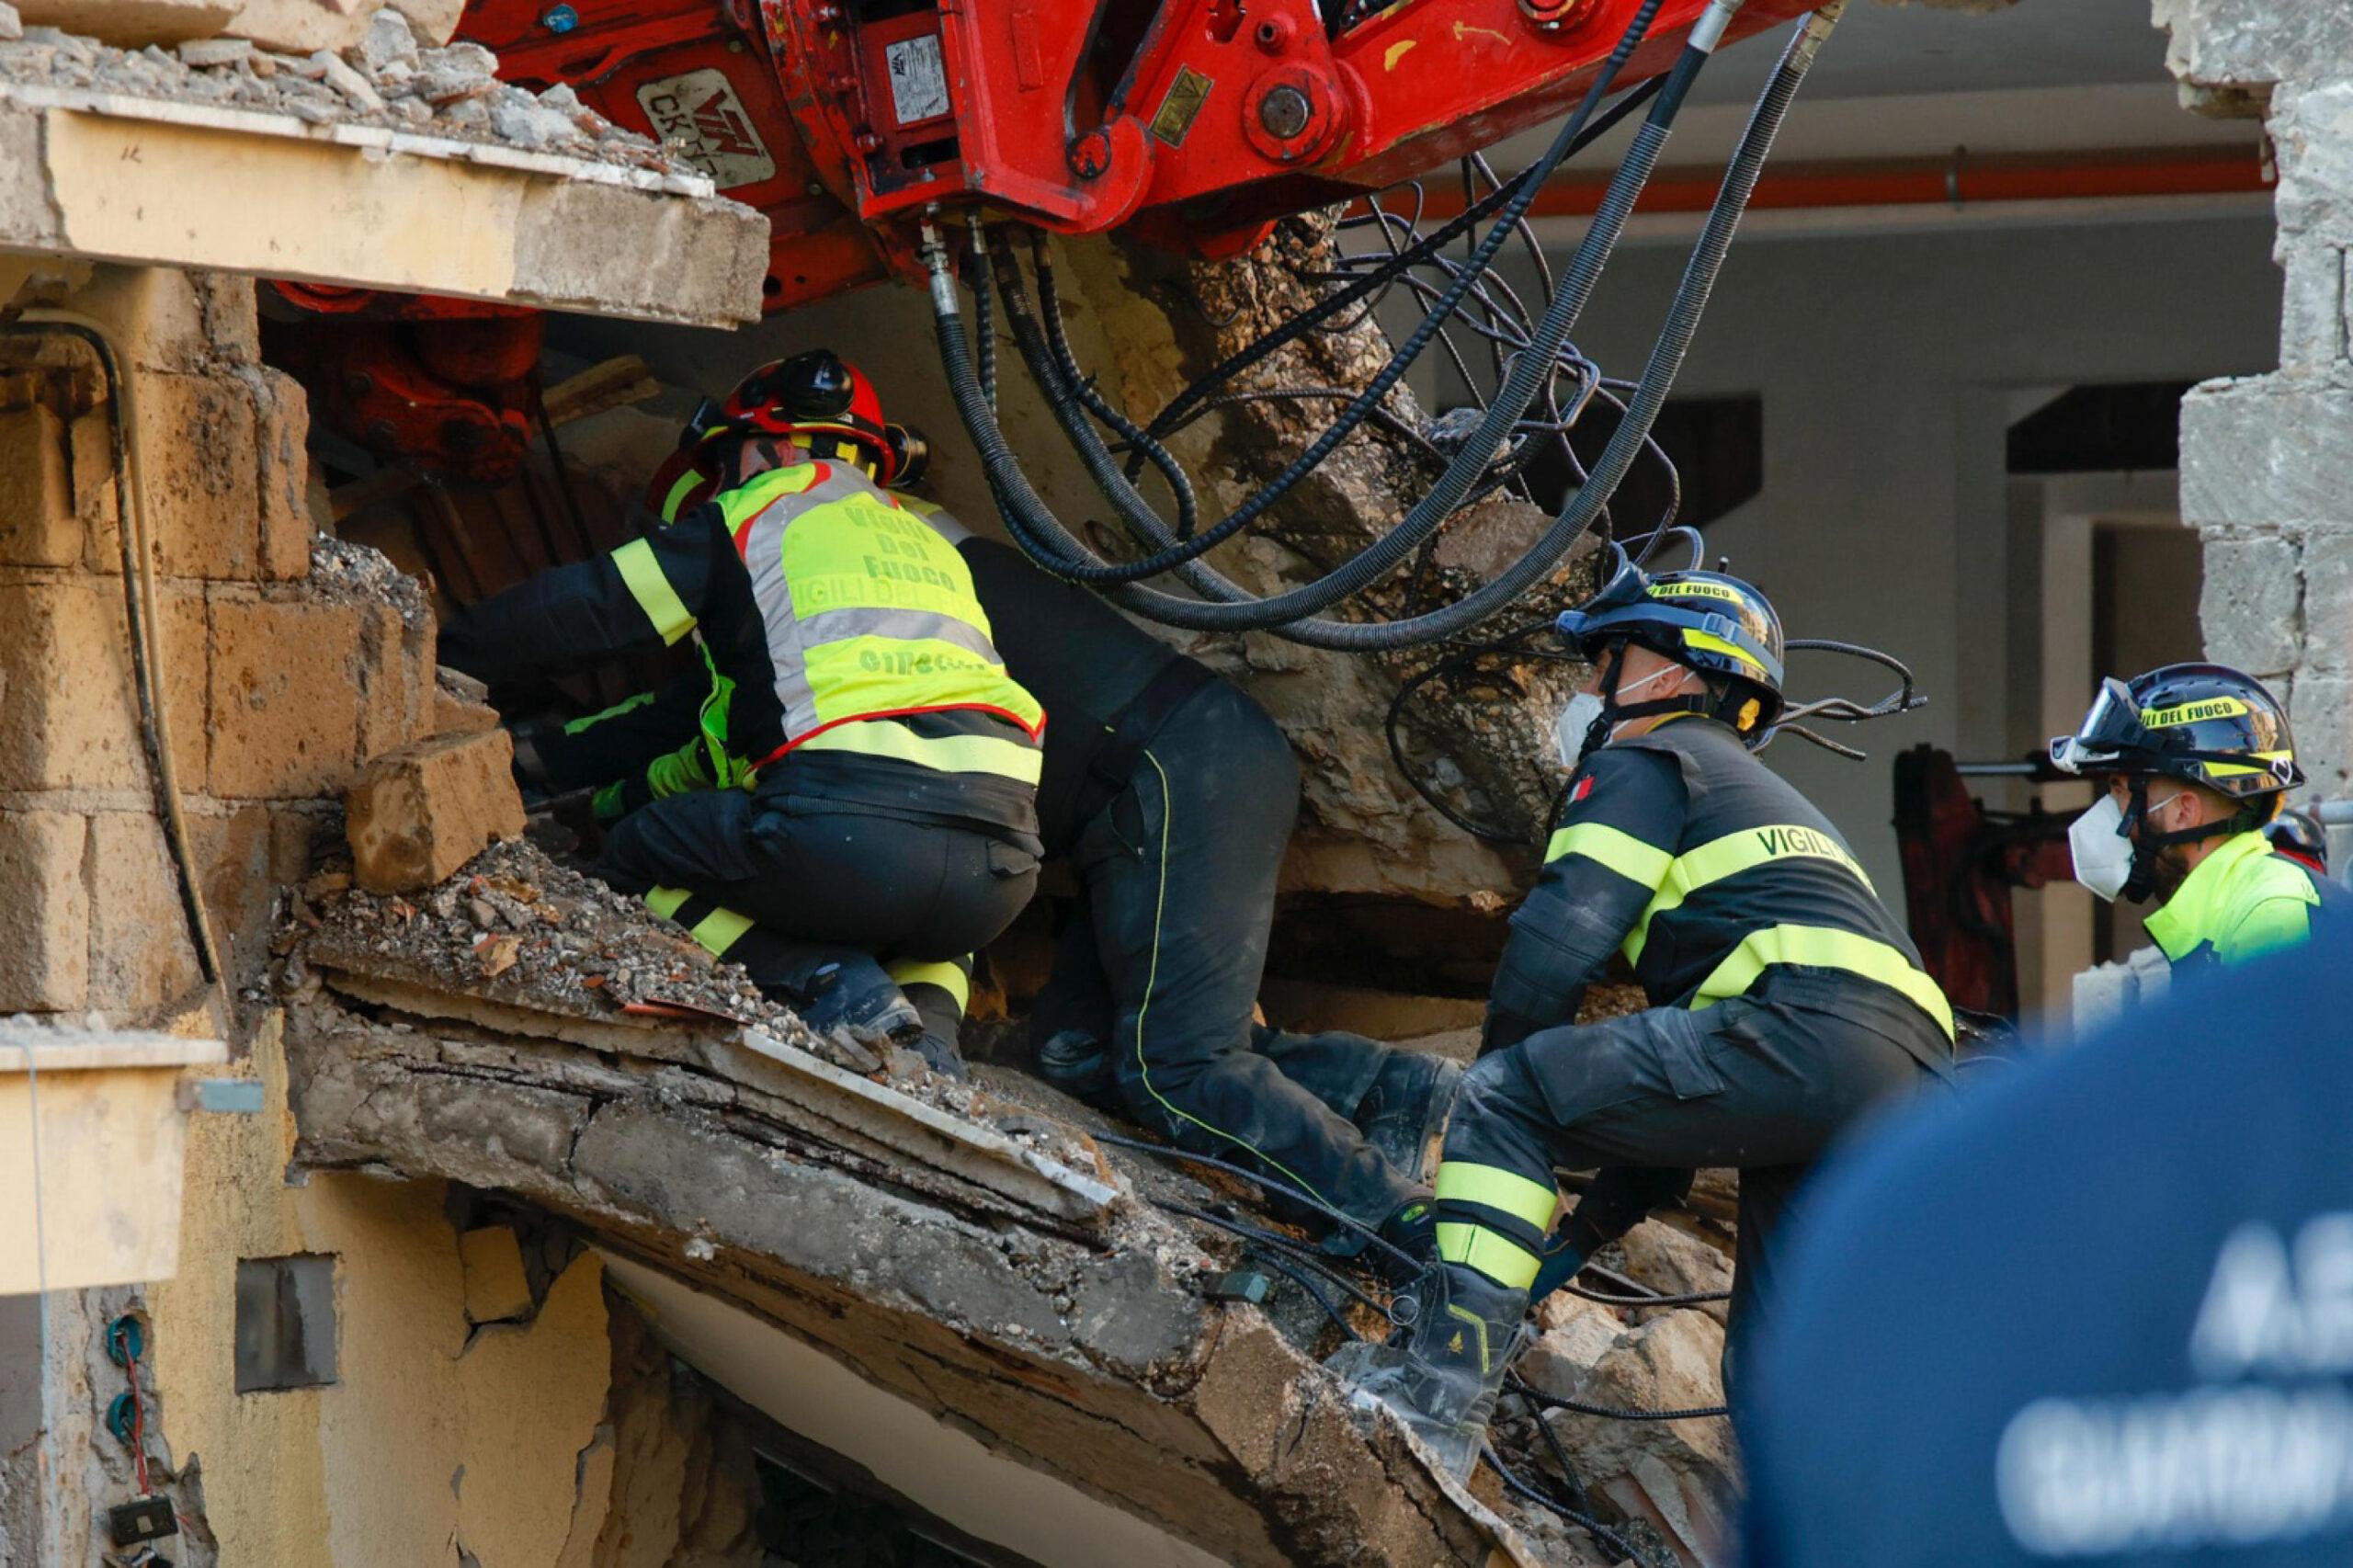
left=278, top=961, right=1552, bottom=1565
left=343, top=727, right=527, bottom=893
left=174, top=33, right=244, bottom=65
left=0, top=3, right=21, bottom=41
left=0, top=8, right=695, bottom=179
left=293, top=835, right=860, bottom=1062
left=1612, top=1218, right=1736, bottom=1328
left=1525, top=1310, right=1739, bottom=1568
left=350, top=6, right=414, bottom=73
left=310, top=46, right=379, bottom=110
left=304, top=532, right=432, bottom=631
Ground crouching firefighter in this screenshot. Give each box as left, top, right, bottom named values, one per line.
left=1332, top=547, right=1953, bottom=1480
left=953, top=530, right=1454, bottom=1260
left=2052, top=663, right=2340, bottom=968
left=442, top=350, right=1046, bottom=1054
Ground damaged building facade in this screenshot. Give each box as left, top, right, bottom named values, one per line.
left=3, top=0, right=2346, bottom=1564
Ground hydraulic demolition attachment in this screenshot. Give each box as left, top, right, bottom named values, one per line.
left=288, top=0, right=1857, bottom=660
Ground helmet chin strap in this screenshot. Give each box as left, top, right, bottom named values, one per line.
left=1581, top=643, right=1710, bottom=762
left=2121, top=778, right=2251, bottom=902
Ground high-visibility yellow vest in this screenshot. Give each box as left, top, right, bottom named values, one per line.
left=712, top=461, right=1043, bottom=778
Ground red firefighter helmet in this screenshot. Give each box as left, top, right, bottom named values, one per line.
left=721, top=349, right=899, bottom=481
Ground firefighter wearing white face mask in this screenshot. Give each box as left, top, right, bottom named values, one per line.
left=2052, top=664, right=2341, bottom=970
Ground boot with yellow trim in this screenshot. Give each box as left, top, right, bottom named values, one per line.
left=1326, top=1257, right=1528, bottom=1483
left=794, top=952, right=923, bottom=1050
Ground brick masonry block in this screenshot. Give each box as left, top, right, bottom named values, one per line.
left=209, top=595, right=369, bottom=799
left=2198, top=532, right=2303, bottom=677
left=2181, top=378, right=2353, bottom=532
left=0, top=810, right=89, bottom=1011
left=0, top=575, right=202, bottom=792
left=2289, top=671, right=2353, bottom=797
left=356, top=603, right=438, bottom=767
left=244, top=365, right=313, bottom=582
left=141, top=369, right=262, bottom=581
left=344, top=728, right=525, bottom=893
left=70, top=267, right=258, bottom=376
left=85, top=811, right=202, bottom=1012
left=434, top=687, right=501, bottom=735
left=188, top=802, right=325, bottom=989
left=0, top=403, right=81, bottom=567
left=2296, top=528, right=2353, bottom=678
left=71, top=407, right=120, bottom=573
left=433, top=666, right=499, bottom=735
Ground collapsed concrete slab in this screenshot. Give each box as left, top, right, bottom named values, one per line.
left=274, top=850, right=1584, bottom=1567
left=0, top=17, right=767, bottom=324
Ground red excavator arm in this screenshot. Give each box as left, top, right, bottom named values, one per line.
left=287, top=0, right=1811, bottom=481
left=460, top=0, right=1811, bottom=309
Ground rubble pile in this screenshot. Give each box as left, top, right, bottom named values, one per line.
left=290, top=835, right=871, bottom=1055
left=0, top=6, right=698, bottom=177
left=1485, top=1220, right=1742, bottom=1567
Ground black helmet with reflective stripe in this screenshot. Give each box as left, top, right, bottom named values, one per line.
left=1557, top=542, right=1786, bottom=730
left=2050, top=663, right=2301, bottom=801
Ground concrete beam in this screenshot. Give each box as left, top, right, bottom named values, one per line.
left=0, top=84, right=767, bottom=325
left=281, top=981, right=1553, bottom=1567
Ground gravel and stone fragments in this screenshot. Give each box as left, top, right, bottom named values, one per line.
left=0, top=7, right=695, bottom=180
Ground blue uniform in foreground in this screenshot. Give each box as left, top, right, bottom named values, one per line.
left=1739, top=929, right=2353, bottom=1566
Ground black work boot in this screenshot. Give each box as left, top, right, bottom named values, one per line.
left=1357, top=1052, right=1464, bottom=1187
left=1035, top=1028, right=1116, bottom=1107
left=1326, top=1261, right=1526, bottom=1483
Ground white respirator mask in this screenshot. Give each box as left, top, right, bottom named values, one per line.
left=2067, top=794, right=2135, bottom=903
left=1555, top=693, right=1606, bottom=764
left=1554, top=665, right=1685, bottom=767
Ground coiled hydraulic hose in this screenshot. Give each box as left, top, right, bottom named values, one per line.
left=947, top=0, right=1691, bottom=607
left=937, top=1, right=1841, bottom=650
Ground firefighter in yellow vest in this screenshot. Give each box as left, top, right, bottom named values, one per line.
left=441, top=352, right=1044, bottom=1055
left=2051, top=663, right=2340, bottom=968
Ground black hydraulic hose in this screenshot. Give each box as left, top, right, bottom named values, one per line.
left=982, top=0, right=1688, bottom=603
left=967, top=211, right=997, bottom=413
left=1018, top=228, right=1202, bottom=543
left=961, top=1, right=1832, bottom=649
left=1277, top=1, right=1838, bottom=650
left=955, top=46, right=1701, bottom=618
left=1131, top=62, right=1671, bottom=479
left=1151, top=1198, right=1398, bottom=1321
left=1251, top=1247, right=1367, bottom=1337
left=1563, top=1280, right=1732, bottom=1308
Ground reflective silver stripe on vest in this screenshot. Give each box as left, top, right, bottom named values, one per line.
left=726, top=464, right=1035, bottom=749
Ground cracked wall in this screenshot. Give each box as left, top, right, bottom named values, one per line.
left=2165, top=1, right=2353, bottom=849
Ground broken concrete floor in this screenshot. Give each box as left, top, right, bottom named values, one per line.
left=256, top=835, right=1746, bottom=1567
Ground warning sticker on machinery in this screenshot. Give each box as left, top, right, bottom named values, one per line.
left=1151, top=65, right=1213, bottom=147
left=884, top=34, right=949, bottom=126
left=636, top=69, right=776, bottom=189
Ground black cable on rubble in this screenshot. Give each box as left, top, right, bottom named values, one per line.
left=1483, top=1444, right=1654, bottom=1566
left=1093, top=1129, right=1428, bottom=1277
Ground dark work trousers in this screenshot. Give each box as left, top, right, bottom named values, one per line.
left=1442, top=972, right=1938, bottom=1359
left=1035, top=680, right=1421, bottom=1233
left=596, top=781, right=1039, bottom=1001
